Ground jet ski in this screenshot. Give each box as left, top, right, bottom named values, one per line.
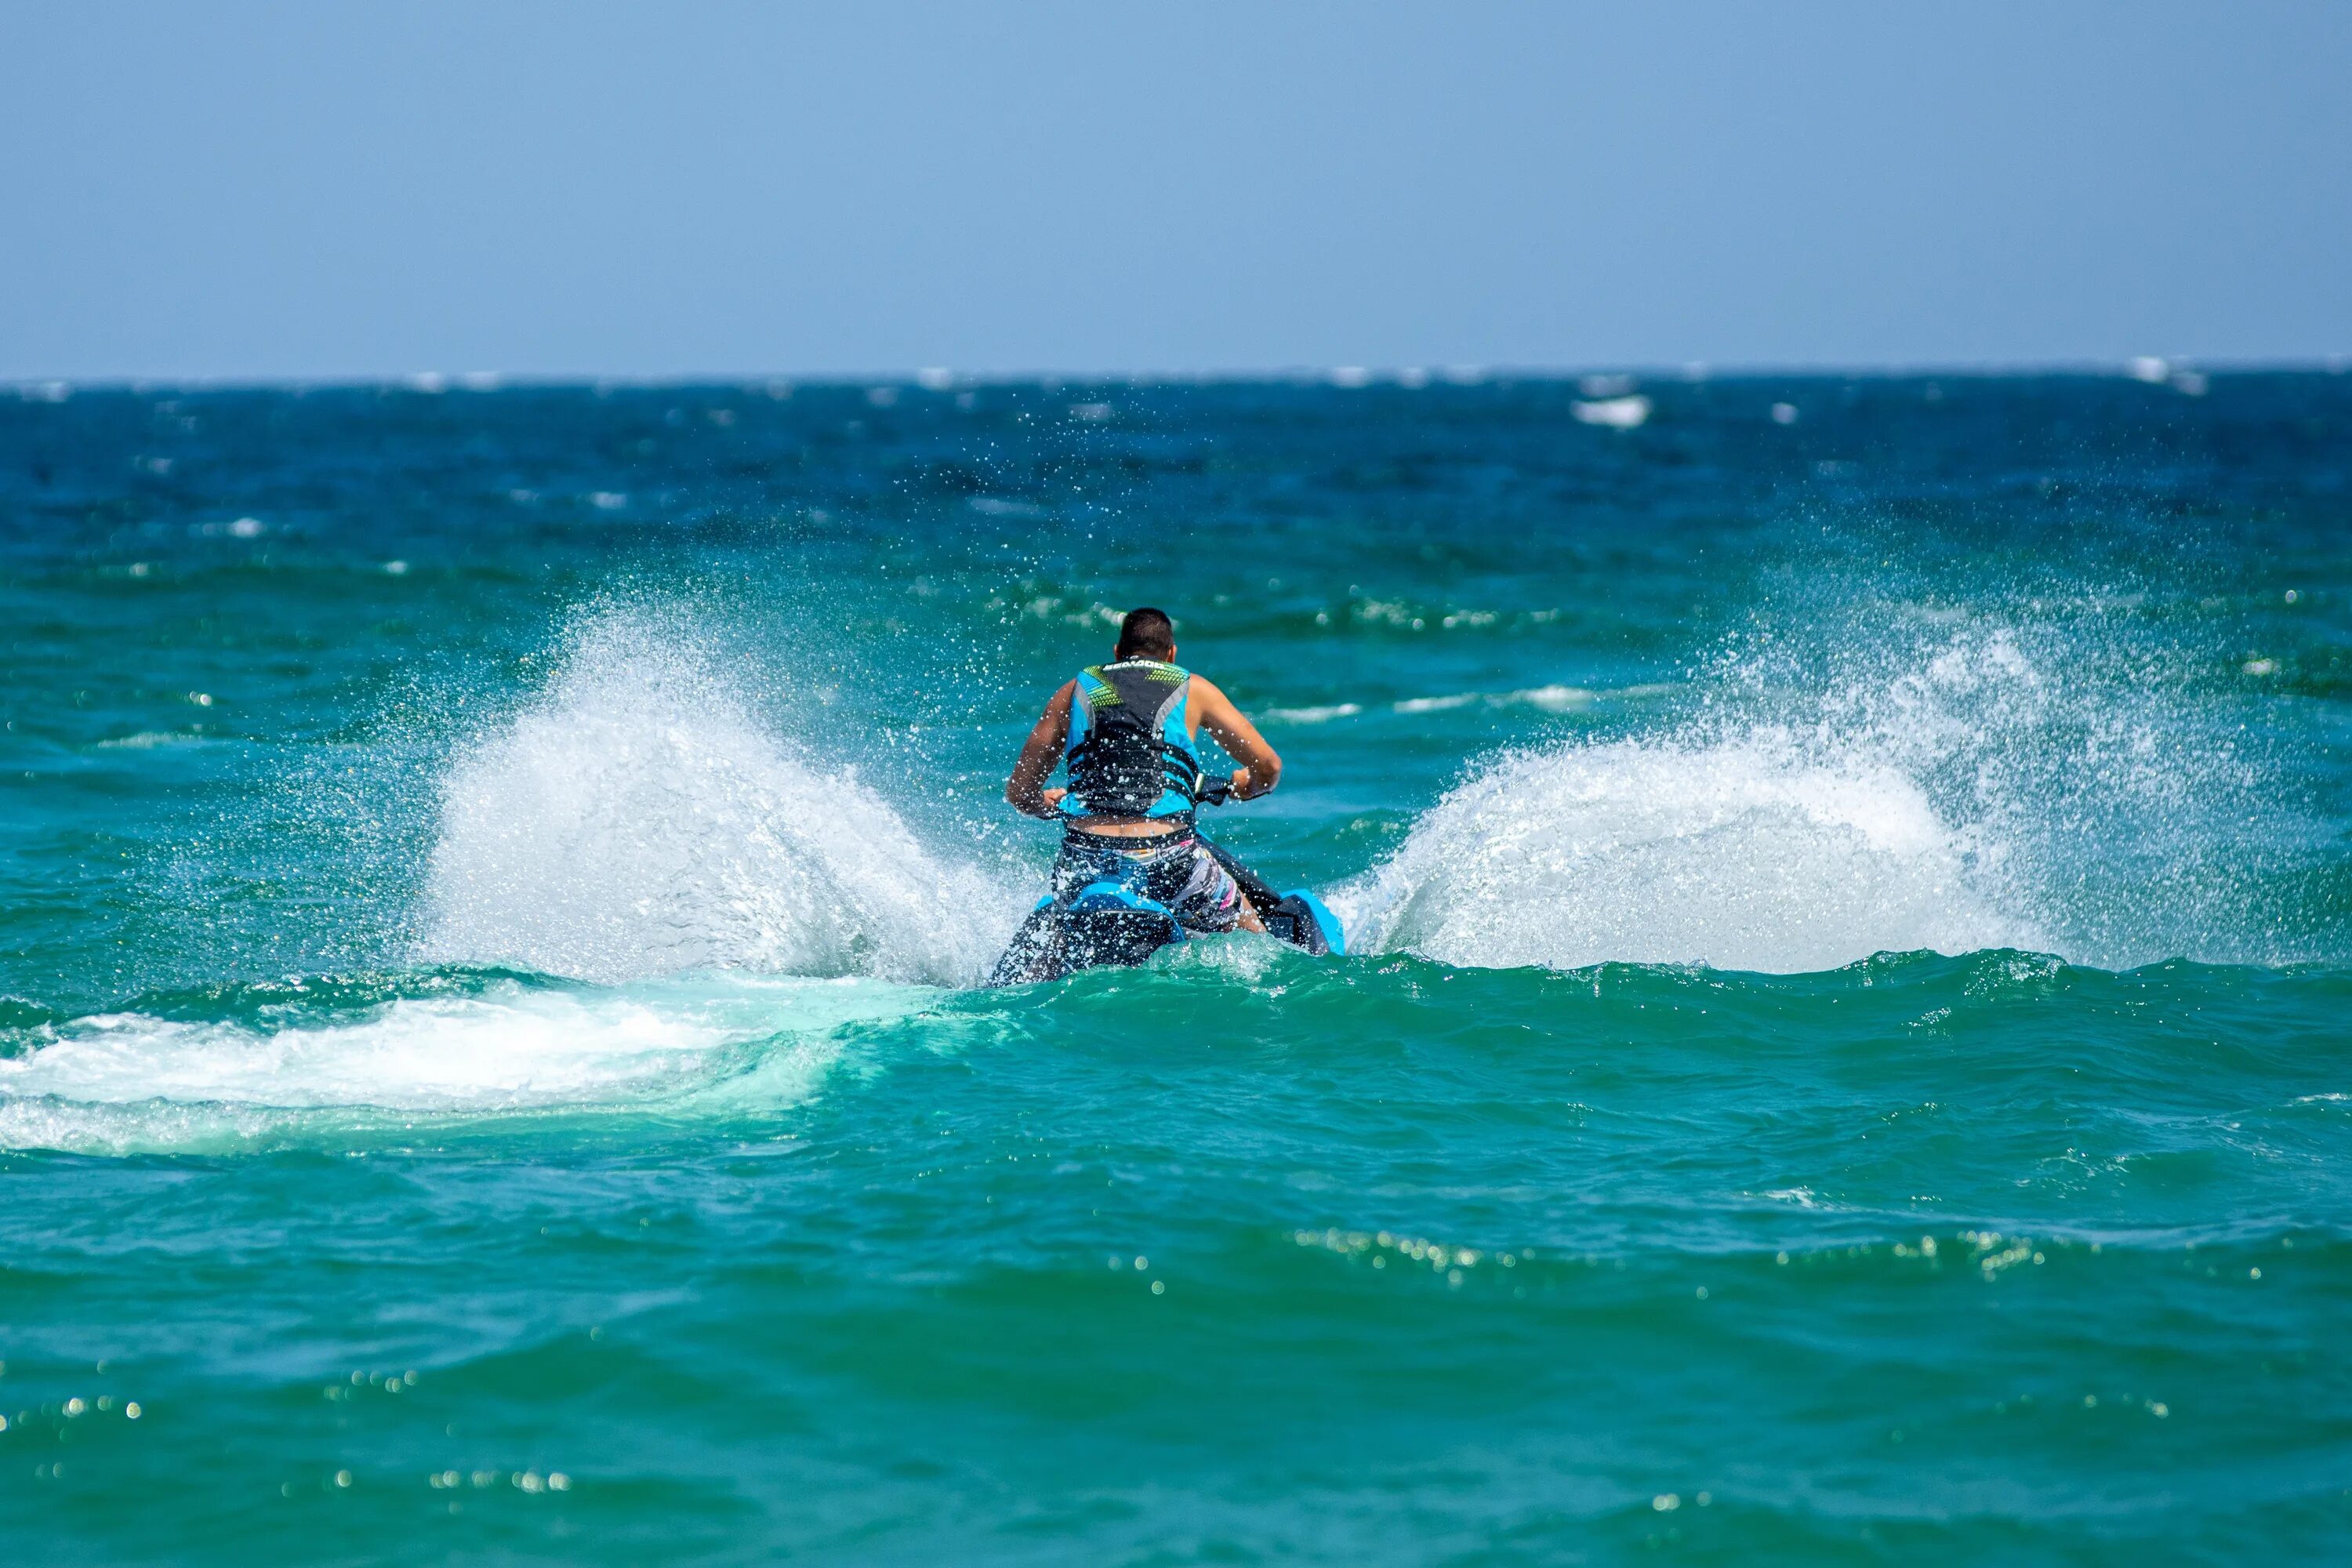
left=987, top=778, right=1345, bottom=985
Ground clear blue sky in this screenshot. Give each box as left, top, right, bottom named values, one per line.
left=4, top=2, right=2347, bottom=379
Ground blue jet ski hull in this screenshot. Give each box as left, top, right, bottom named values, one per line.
left=986, top=840, right=1343, bottom=985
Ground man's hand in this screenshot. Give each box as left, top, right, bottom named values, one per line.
left=1007, top=684, right=1078, bottom=818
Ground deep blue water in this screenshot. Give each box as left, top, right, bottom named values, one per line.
left=2, top=372, right=2350, bottom=1563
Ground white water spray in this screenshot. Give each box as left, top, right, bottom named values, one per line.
left=1337, top=735, right=2033, bottom=973
left=1340, top=615, right=2281, bottom=973
left=417, top=622, right=1019, bottom=985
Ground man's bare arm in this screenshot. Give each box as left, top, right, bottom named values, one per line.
left=1005, top=682, right=1076, bottom=818
left=1190, top=677, right=1282, bottom=799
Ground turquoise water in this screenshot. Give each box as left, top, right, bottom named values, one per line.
left=3, top=373, right=2349, bottom=1563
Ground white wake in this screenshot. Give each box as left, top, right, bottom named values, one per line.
left=0, top=972, right=934, bottom=1154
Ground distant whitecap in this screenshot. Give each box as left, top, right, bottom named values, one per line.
left=1571, top=394, right=1651, bottom=430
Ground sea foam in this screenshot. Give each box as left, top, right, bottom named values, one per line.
left=0, top=973, right=927, bottom=1153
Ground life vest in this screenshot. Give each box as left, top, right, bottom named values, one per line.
left=1064, top=659, right=1201, bottom=820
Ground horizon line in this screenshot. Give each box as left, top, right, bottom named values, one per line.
left=9, top=356, right=2351, bottom=397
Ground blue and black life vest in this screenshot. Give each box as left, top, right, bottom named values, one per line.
left=1064, top=659, right=1200, bottom=821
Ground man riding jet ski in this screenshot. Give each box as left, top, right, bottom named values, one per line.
left=991, top=607, right=1343, bottom=985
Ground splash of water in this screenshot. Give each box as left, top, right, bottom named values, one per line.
left=1343, top=612, right=2293, bottom=974
left=417, top=620, right=1018, bottom=985
left=1338, top=735, right=2032, bottom=973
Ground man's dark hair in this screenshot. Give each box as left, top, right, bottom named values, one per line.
left=1116, top=606, right=1176, bottom=659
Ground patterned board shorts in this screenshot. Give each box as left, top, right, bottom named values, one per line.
left=1053, top=827, right=1247, bottom=932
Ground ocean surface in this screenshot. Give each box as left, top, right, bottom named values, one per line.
left=2, top=371, right=2348, bottom=1564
